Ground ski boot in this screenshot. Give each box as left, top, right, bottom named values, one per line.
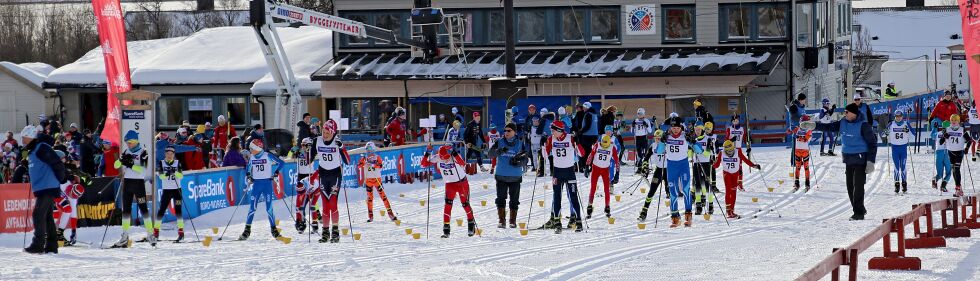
left=467, top=220, right=477, bottom=237
left=329, top=226, right=340, bottom=243
left=310, top=212, right=321, bottom=234
left=804, top=179, right=811, bottom=192
left=238, top=225, right=251, bottom=241
left=572, top=217, right=583, bottom=233
left=638, top=208, right=648, bottom=222
left=827, top=151, right=837, bottom=156
left=586, top=205, right=594, bottom=219
left=819, top=151, right=828, bottom=156
left=389, top=212, right=399, bottom=222
left=941, top=181, right=949, bottom=193
left=112, top=232, right=130, bottom=248
left=318, top=228, right=330, bottom=243
left=727, top=211, right=741, bottom=219
left=175, top=229, right=184, bottom=243
left=153, top=228, right=160, bottom=240
left=440, top=223, right=451, bottom=238
left=669, top=216, right=682, bottom=228
left=954, top=186, right=964, bottom=197
left=694, top=201, right=704, bottom=215
left=366, top=217, right=373, bottom=223
left=271, top=228, right=282, bottom=239
left=497, top=208, right=506, bottom=229
left=604, top=206, right=611, bottom=218
left=902, top=181, right=908, bottom=194
left=894, top=181, right=901, bottom=194
left=684, top=212, right=693, bottom=227
left=295, top=218, right=307, bottom=234
left=932, top=179, right=938, bottom=189
left=67, top=230, right=77, bottom=246
left=509, top=209, right=518, bottom=228
left=56, top=229, right=67, bottom=245
left=711, top=184, right=721, bottom=194
left=793, top=180, right=801, bottom=193
left=707, top=203, right=714, bottom=215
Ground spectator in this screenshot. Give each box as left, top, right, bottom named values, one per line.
left=385, top=107, right=408, bottom=146
left=928, top=91, right=959, bottom=122
left=829, top=103, right=878, bottom=220
left=523, top=104, right=538, bottom=135
left=78, top=130, right=99, bottom=176
left=297, top=113, right=312, bottom=143
left=67, top=123, right=82, bottom=144
left=154, top=132, right=196, bottom=162
left=488, top=123, right=526, bottom=228
left=579, top=102, right=599, bottom=171
left=598, top=106, right=616, bottom=136
left=572, top=104, right=585, bottom=140
left=3, top=131, right=17, bottom=149
left=196, top=125, right=213, bottom=168
left=310, top=117, right=321, bottom=137
left=464, top=112, right=486, bottom=172
left=182, top=130, right=206, bottom=171
left=212, top=115, right=237, bottom=163
left=437, top=114, right=448, bottom=130
left=884, top=82, right=900, bottom=99
left=452, top=107, right=464, bottom=124
left=21, top=125, right=68, bottom=254
left=100, top=141, right=120, bottom=177
left=246, top=124, right=265, bottom=148
left=694, top=98, right=713, bottom=124
left=851, top=93, right=874, bottom=125
left=788, top=93, right=807, bottom=130
left=222, top=138, right=247, bottom=168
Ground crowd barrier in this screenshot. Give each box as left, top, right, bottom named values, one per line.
left=0, top=142, right=443, bottom=232
left=795, top=195, right=978, bottom=281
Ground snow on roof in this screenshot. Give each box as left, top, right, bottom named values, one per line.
left=0, top=61, right=54, bottom=88
left=45, top=37, right=187, bottom=87
left=251, top=29, right=333, bottom=96
left=854, top=9, right=962, bottom=59
left=133, top=26, right=329, bottom=86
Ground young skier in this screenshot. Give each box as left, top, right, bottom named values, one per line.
left=940, top=114, right=975, bottom=197
left=529, top=116, right=546, bottom=176
left=358, top=141, right=397, bottom=223
left=154, top=146, right=186, bottom=242
left=786, top=115, right=815, bottom=192
left=238, top=139, right=285, bottom=241
left=421, top=145, right=477, bottom=238
left=932, top=119, right=953, bottom=192
left=713, top=140, right=761, bottom=219
left=726, top=114, right=749, bottom=154
left=632, top=108, right=654, bottom=166
left=112, top=130, right=152, bottom=247
left=586, top=134, right=619, bottom=219
left=315, top=120, right=351, bottom=243
left=486, top=124, right=501, bottom=172
left=602, top=125, right=622, bottom=186
left=55, top=151, right=85, bottom=246
left=690, top=123, right=715, bottom=215
left=703, top=122, right=720, bottom=193
left=294, top=138, right=321, bottom=233
left=658, top=118, right=704, bottom=228
left=544, top=121, right=585, bottom=233
left=886, top=110, right=915, bottom=194
left=637, top=130, right=667, bottom=221
left=818, top=98, right=838, bottom=156
left=968, top=106, right=980, bottom=161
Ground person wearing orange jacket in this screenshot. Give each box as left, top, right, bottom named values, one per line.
left=787, top=115, right=815, bottom=192
left=358, top=141, right=397, bottom=223
left=712, top=140, right=761, bottom=219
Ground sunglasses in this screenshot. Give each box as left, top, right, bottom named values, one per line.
left=504, top=129, right=514, bottom=132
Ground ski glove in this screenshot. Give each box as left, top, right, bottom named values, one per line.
left=865, top=162, right=875, bottom=174
left=752, top=164, right=762, bottom=170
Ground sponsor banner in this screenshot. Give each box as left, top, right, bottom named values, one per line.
left=91, top=0, right=133, bottom=147
left=341, top=143, right=441, bottom=189
left=76, top=177, right=122, bottom=227
left=0, top=184, right=33, bottom=233
left=625, top=5, right=656, bottom=35
left=158, top=162, right=300, bottom=220
left=804, top=90, right=943, bottom=118
left=271, top=4, right=366, bottom=37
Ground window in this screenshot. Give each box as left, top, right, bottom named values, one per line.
left=155, top=96, right=253, bottom=129
left=662, top=6, right=695, bottom=42
left=562, top=9, right=585, bottom=41
left=726, top=6, right=751, bottom=39
left=590, top=9, right=618, bottom=41
left=757, top=5, right=787, bottom=38
left=343, top=98, right=383, bottom=131
left=489, top=10, right=505, bottom=43
left=224, top=97, right=249, bottom=126
left=188, top=98, right=213, bottom=125
left=816, top=2, right=827, bottom=45
left=518, top=10, right=547, bottom=42
left=346, top=14, right=369, bottom=45
left=374, top=13, right=403, bottom=45
left=796, top=3, right=813, bottom=46
left=158, top=98, right=185, bottom=127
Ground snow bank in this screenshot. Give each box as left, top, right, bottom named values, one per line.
left=45, top=37, right=187, bottom=87
left=0, top=62, right=54, bottom=88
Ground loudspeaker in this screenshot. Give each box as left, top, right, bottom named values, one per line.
left=803, top=48, right=818, bottom=69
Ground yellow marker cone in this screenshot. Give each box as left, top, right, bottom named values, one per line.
left=58, top=241, right=65, bottom=248
left=211, top=227, right=219, bottom=234
left=275, top=219, right=280, bottom=226
left=353, top=233, right=362, bottom=241
left=342, top=228, right=349, bottom=235
left=703, top=214, right=711, bottom=221
left=518, top=222, right=526, bottom=229
left=202, top=236, right=213, bottom=247
left=767, top=187, right=775, bottom=192
left=665, top=200, right=670, bottom=207
left=456, top=218, right=463, bottom=226
left=483, top=184, right=488, bottom=190
left=400, top=193, right=405, bottom=198
left=637, top=223, right=647, bottom=230
left=615, top=195, right=622, bottom=202
left=405, top=228, right=413, bottom=235
left=789, top=172, right=795, bottom=177
left=640, top=188, right=647, bottom=194
left=412, top=233, right=421, bottom=239
left=481, top=200, right=487, bottom=206
left=127, top=239, right=133, bottom=248
left=380, top=210, right=386, bottom=216
left=538, top=200, right=545, bottom=207
left=608, top=217, right=616, bottom=224
left=752, top=197, right=759, bottom=203
left=544, top=185, right=550, bottom=190
left=778, top=179, right=785, bottom=185
left=520, top=229, right=529, bottom=236
left=475, top=228, right=482, bottom=236
left=278, top=236, right=292, bottom=244
left=419, top=200, right=426, bottom=206
left=394, top=220, right=402, bottom=226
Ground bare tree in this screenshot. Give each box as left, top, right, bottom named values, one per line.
left=292, top=0, right=334, bottom=14
left=0, top=2, right=98, bottom=67
left=125, top=0, right=173, bottom=40
left=851, top=27, right=879, bottom=86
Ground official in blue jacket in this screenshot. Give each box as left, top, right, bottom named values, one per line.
left=488, top=123, right=526, bottom=229
left=22, top=125, right=67, bottom=254
left=828, top=103, right=878, bottom=220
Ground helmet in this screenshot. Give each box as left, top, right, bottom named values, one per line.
left=323, top=119, right=338, bottom=133
left=950, top=114, right=961, bottom=123
left=550, top=120, right=566, bottom=132
left=653, top=129, right=664, bottom=138
left=894, top=110, right=904, bottom=116
left=704, top=122, right=714, bottom=132
left=364, top=141, right=377, bottom=153
left=723, top=140, right=735, bottom=153
left=301, top=138, right=313, bottom=145
left=557, top=106, right=567, bottom=116
left=600, top=135, right=612, bottom=149
left=822, top=98, right=830, bottom=104
left=438, top=145, right=453, bottom=160
left=637, top=108, right=646, bottom=115
left=582, top=102, right=592, bottom=109
left=452, top=120, right=461, bottom=128
left=20, top=125, right=38, bottom=139
left=394, top=107, right=406, bottom=117
left=249, top=139, right=264, bottom=152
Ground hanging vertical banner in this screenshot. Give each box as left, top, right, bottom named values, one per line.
left=92, top=0, right=132, bottom=146
left=958, top=0, right=980, bottom=109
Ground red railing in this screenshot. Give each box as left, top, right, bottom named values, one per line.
left=795, top=195, right=978, bottom=281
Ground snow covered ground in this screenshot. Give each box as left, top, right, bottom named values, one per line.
left=1, top=147, right=978, bottom=280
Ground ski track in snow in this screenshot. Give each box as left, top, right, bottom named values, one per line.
left=1, top=147, right=979, bottom=280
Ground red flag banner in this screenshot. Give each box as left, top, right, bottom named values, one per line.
left=959, top=0, right=980, bottom=109
left=92, top=0, right=132, bottom=146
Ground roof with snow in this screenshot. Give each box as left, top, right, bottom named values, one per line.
left=854, top=8, right=962, bottom=60
left=0, top=61, right=54, bottom=89
left=44, top=26, right=332, bottom=95
left=311, top=48, right=783, bottom=81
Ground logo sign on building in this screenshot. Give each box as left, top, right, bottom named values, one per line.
left=625, top=5, right=656, bottom=35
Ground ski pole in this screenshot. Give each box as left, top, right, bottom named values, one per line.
left=274, top=175, right=296, bottom=222
left=425, top=164, right=432, bottom=239
left=21, top=185, right=32, bottom=249
left=653, top=174, right=663, bottom=228
left=217, top=181, right=252, bottom=241
left=341, top=181, right=355, bottom=242
left=174, top=178, right=201, bottom=243
left=695, top=162, right=729, bottom=227
left=98, top=178, right=124, bottom=249
left=908, top=145, right=917, bottom=185
left=966, top=152, right=977, bottom=194
left=526, top=163, right=539, bottom=229
left=95, top=177, right=120, bottom=195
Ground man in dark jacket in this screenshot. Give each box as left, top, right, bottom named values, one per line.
left=297, top=113, right=312, bottom=143
left=464, top=112, right=486, bottom=172
left=21, top=125, right=67, bottom=254
left=78, top=130, right=99, bottom=176
left=693, top=98, right=713, bottom=124
left=488, top=123, right=526, bottom=228
left=598, top=106, right=616, bottom=135
left=828, top=104, right=878, bottom=220
left=572, top=104, right=585, bottom=140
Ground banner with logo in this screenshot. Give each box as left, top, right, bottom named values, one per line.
left=958, top=0, right=980, bottom=109
left=341, top=143, right=440, bottom=189
left=76, top=177, right=122, bottom=227
left=92, top=0, right=132, bottom=146
left=0, top=184, right=33, bottom=233
left=625, top=5, right=656, bottom=35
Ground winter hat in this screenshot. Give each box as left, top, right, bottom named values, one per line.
left=364, top=141, right=377, bottom=153
left=177, top=127, right=188, bottom=134
left=182, top=120, right=191, bottom=127
left=653, top=129, right=664, bottom=138
left=249, top=139, right=264, bottom=152
left=55, top=150, right=66, bottom=159
left=669, top=112, right=678, bottom=118
left=704, top=122, right=714, bottom=131
left=822, top=98, right=830, bottom=104
left=637, top=108, right=646, bottom=115
left=205, top=122, right=212, bottom=127
left=693, top=99, right=702, bottom=107
left=438, top=145, right=453, bottom=159
left=69, top=123, right=78, bottom=129
left=797, top=93, right=807, bottom=101
left=845, top=103, right=861, bottom=115
left=323, top=119, right=337, bottom=133
left=20, top=125, right=38, bottom=139
left=894, top=110, right=904, bottom=116
left=473, top=112, right=481, bottom=118
left=452, top=107, right=459, bottom=114
left=124, top=130, right=139, bottom=143
left=600, top=135, right=612, bottom=149
left=540, top=108, right=549, bottom=115
left=582, top=102, right=592, bottom=109
left=511, top=106, right=518, bottom=114
left=196, top=125, right=206, bottom=134
left=504, top=123, right=518, bottom=132
left=254, top=124, right=263, bottom=130
left=550, top=120, right=566, bottom=132
left=165, top=146, right=176, bottom=153
left=311, top=117, right=319, bottom=124
left=604, top=125, right=614, bottom=133
left=557, top=107, right=567, bottom=115
left=528, top=104, right=536, bottom=110
left=217, top=115, right=226, bottom=122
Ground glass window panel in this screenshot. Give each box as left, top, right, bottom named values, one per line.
left=188, top=97, right=213, bottom=125
left=224, top=97, right=248, bottom=126
left=757, top=5, right=787, bottom=38
left=489, top=11, right=505, bottom=43
left=518, top=10, right=546, bottom=42
left=590, top=9, right=618, bottom=41
left=726, top=7, right=750, bottom=39
left=347, top=14, right=369, bottom=44
left=375, top=13, right=402, bottom=45
left=562, top=10, right=585, bottom=41
left=816, top=3, right=827, bottom=45
left=157, top=98, right=184, bottom=126
left=796, top=3, right=813, bottom=46
left=664, top=7, right=694, bottom=40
